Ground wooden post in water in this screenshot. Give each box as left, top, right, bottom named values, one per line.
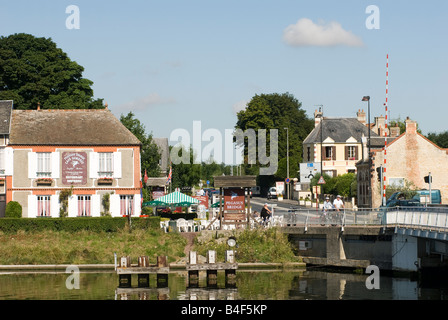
left=137, top=256, right=150, bottom=287
left=188, top=251, right=199, bottom=287
left=156, top=256, right=168, bottom=288
left=118, top=256, right=132, bottom=288
left=206, top=250, right=217, bottom=287
left=225, top=250, right=236, bottom=287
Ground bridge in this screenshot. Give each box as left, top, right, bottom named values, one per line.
left=272, top=206, right=448, bottom=273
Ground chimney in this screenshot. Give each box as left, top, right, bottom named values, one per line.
left=405, top=117, right=417, bottom=134
left=389, top=125, right=400, bottom=137
left=314, top=108, right=323, bottom=127
left=104, top=102, right=109, bottom=110
left=357, top=109, right=366, bottom=125
left=37, top=102, right=41, bottom=111
left=374, top=115, right=386, bottom=136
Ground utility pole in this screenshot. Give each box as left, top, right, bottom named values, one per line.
left=284, top=127, right=289, bottom=200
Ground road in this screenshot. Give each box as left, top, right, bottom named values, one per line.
left=250, top=196, right=320, bottom=225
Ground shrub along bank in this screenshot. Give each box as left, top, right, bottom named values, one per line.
left=0, top=217, right=161, bottom=233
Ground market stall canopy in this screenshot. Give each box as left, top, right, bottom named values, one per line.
left=143, top=191, right=200, bottom=207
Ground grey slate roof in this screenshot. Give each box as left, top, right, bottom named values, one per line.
left=9, top=109, right=142, bottom=146
left=0, top=100, right=13, bottom=134
left=303, top=117, right=380, bottom=145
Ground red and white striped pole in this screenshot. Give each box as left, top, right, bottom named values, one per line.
left=382, top=54, right=389, bottom=206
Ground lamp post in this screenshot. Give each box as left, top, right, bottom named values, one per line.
left=284, top=127, right=289, bottom=200
left=362, top=96, right=372, bottom=208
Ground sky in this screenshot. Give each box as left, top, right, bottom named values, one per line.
left=1, top=1, right=447, bottom=163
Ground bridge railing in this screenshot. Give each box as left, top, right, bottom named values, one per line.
left=384, top=207, right=448, bottom=230
left=276, top=206, right=448, bottom=231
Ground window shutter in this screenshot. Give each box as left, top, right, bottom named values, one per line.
left=5, top=147, right=13, bottom=176
left=28, top=152, right=37, bottom=179
left=89, top=152, right=99, bottom=179
left=355, top=146, right=359, bottom=160
left=27, top=195, right=37, bottom=218
left=68, top=195, right=78, bottom=217
left=51, top=152, right=60, bottom=179
left=134, top=193, right=141, bottom=216
left=113, top=152, right=122, bottom=179
left=110, top=194, right=121, bottom=217
left=345, top=146, right=349, bottom=160
left=91, top=195, right=101, bottom=217
left=51, top=195, right=59, bottom=218
left=332, top=146, right=336, bottom=160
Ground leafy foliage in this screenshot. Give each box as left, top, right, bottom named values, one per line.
left=5, top=201, right=22, bottom=218
left=427, top=131, right=448, bottom=148
left=235, top=92, right=314, bottom=181
left=0, top=33, right=103, bottom=109
left=120, top=112, right=161, bottom=178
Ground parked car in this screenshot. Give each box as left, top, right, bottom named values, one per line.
left=378, top=198, right=425, bottom=222
left=267, top=187, right=277, bottom=200
left=412, top=189, right=442, bottom=205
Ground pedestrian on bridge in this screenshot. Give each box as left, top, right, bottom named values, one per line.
left=333, top=195, right=345, bottom=211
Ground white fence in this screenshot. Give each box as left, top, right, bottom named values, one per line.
left=279, top=206, right=448, bottom=231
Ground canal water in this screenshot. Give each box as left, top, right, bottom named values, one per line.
left=0, top=268, right=446, bottom=300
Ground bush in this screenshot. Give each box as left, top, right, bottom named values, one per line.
left=0, top=216, right=161, bottom=233
left=5, top=201, right=22, bottom=218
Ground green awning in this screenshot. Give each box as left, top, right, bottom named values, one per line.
left=143, top=191, right=200, bottom=207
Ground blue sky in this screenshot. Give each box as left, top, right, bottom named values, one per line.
left=1, top=1, right=447, bottom=156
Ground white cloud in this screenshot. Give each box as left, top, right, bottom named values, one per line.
left=233, top=99, right=249, bottom=114
left=115, top=93, right=176, bottom=111
left=283, top=18, right=364, bottom=47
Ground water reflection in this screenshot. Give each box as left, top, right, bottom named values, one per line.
left=0, top=269, right=446, bottom=300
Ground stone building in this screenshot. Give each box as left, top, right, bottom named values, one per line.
left=301, top=109, right=385, bottom=181
left=357, top=117, right=448, bottom=208
left=0, top=101, right=143, bottom=217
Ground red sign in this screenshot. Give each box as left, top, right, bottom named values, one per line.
left=224, top=188, right=245, bottom=211
left=193, top=195, right=209, bottom=208
left=62, top=152, right=87, bottom=185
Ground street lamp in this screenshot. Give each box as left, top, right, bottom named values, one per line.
left=284, top=127, right=289, bottom=200
left=362, top=96, right=371, bottom=208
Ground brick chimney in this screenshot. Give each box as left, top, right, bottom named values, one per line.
left=389, top=125, right=400, bottom=137
left=357, top=109, right=366, bottom=125
left=405, top=117, right=417, bottom=134
left=374, top=115, right=386, bottom=136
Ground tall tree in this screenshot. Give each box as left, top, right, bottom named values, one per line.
left=427, top=131, right=448, bottom=148
left=235, top=92, right=314, bottom=182
left=0, top=33, right=103, bottom=109
left=120, top=112, right=161, bottom=178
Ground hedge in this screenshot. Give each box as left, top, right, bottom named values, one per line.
left=0, top=217, right=161, bottom=233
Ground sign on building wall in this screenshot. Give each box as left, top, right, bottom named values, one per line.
left=299, top=162, right=322, bottom=183
left=62, top=152, right=87, bottom=185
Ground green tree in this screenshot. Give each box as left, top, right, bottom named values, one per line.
left=389, top=117, right=422, bottom=135
left=427, top=131, right=448, bottom=148
left=0, top=33, right=103, bottom=109
left=120, top=112, right=161, bottom=179
left=170, top=145, right=201, bottom=190
left=235, top=92, right=314, bottom=184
